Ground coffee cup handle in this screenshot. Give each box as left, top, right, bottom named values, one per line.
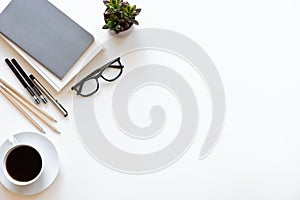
left=8, top=136, right=18, bottom=146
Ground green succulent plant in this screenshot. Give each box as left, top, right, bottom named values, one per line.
left=102, top=0, right=141, bottom=34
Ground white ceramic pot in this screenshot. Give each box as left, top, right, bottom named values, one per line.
left=109, top=25, right=134, bottom=37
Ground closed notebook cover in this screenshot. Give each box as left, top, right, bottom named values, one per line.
left=0, top=0, right=94, bottom=79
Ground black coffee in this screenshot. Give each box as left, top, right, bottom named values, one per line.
left=6, top=145, right=42, bottom=182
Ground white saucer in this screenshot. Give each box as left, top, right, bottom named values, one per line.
left=0, top=132, right=59, bottom=195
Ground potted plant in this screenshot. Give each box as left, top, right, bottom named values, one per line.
left=102, top=0, right=141, bottom=37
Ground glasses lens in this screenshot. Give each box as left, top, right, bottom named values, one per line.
left=102, top=67, right=122, bottom=81
left=80, top=79, right=98, bottom=96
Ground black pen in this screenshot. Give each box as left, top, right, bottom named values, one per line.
left=29, top=74, right=68, bottom=117
left=4, top=58, right=40, bottom=104
left=11, top=58, right=47, bottom=104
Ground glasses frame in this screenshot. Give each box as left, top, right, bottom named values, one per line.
left=71, top=57, right=124, bottom=97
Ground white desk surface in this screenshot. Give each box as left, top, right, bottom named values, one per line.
left=1, top=0, right=300, bottom=199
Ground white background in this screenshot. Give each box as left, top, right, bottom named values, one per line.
left=1, top=0, right=300, bottom=199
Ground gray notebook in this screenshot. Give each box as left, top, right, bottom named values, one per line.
left=0, top=0, right=94, bottom=79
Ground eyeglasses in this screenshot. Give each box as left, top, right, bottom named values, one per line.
left=71, top=57, right=124, bottom=97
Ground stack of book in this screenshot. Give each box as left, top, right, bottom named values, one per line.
left=0, top=0, right=104, bottom=92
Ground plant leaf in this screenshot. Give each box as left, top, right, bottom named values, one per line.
left=102, top=24, right=109, bottom=29
left=132, top=19, right=139, bottom=25
left=130, top=5, right=136, bottom=13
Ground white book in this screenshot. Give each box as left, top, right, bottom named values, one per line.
left=1, top=34, right=104, bottom=92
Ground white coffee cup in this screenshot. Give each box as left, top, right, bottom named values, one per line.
left=2, top=136, right=43, bottom=186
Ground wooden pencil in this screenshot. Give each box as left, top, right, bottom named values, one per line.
left=0, top=78, right=57, bottom=122
left=0, top=86, right=45, bottom=134
left=0, top=84, right=60, bottom=134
